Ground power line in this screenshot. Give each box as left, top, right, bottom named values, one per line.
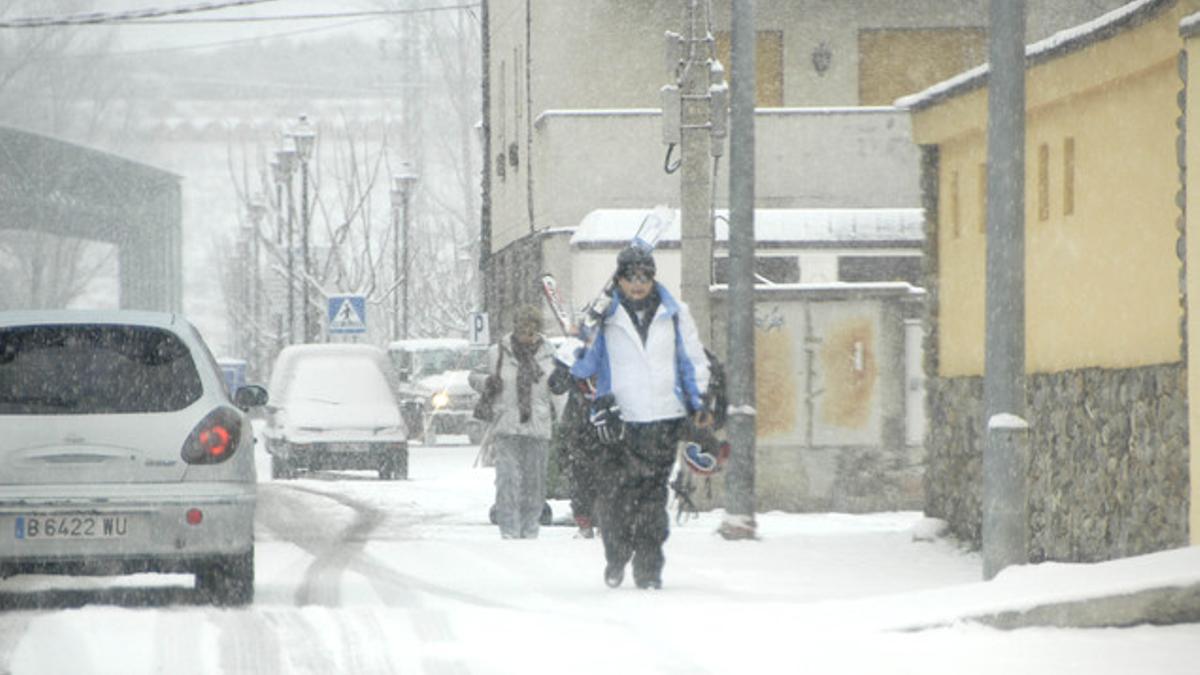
left=31, top=16, right=384, bottom=59
left=0, top=2, right=479, bottom=29
left=120, top=4, right=480, bottom=25
left=0, top=0, right=281, bottom=29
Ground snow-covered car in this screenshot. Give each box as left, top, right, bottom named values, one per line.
left=264, top=343, right=408, bottom=479
left=0, top=310, right=268, bottom=606
left=389, top=339, right=488, bottom=444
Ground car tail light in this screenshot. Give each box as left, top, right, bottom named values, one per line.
left=181, top=407, right=243, bottom=464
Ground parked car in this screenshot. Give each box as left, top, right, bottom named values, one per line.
left=388, top=338, right=488, bottom=445
left=264, top=343, right=408, bottom=480
left=0, top=310, right=268, bottom=606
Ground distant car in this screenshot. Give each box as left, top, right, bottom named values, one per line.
left=388, top=339, right=488, bottom=445
left=0, top=310, right=268, bottom=606
left=263, top=343, right=408, bottom=480
left=216, top=357, right=249, bottom=397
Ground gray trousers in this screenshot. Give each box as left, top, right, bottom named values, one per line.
left=493, top=434, right=549, bottom=538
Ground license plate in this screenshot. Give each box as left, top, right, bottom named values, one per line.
left=14, top=514, right=129, bottom=540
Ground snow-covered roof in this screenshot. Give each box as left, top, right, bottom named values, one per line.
left=711, top=281, right=927, bottom=297
left=897, top=0, right=1172, bottom=111
left=569, top=208, right=924, bottom=248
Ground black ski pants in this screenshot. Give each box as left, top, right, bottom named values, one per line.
left=597, top=418, right=685, bottom=585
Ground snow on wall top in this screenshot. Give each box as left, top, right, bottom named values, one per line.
left=387, top=338, right=471, bottom=352
left=569, top=208, right=924, bottom=248
left=896, top=0, right=1171, bottom=111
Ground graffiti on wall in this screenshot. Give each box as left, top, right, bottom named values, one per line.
left=754, top=305, right=796, bottom=436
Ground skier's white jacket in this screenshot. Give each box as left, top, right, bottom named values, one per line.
left=571, top=283, right=710, bottom=423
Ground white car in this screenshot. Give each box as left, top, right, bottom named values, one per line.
left=0, top=310, right=268, bottom=606
left=263, top=343, right=409, bottom=480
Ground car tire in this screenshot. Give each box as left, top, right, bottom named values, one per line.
left=196, top=548, right=254, bottom=606
left=378, top=447, right=408, bottom=481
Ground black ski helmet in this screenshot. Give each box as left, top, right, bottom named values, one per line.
left=615, top=244, right=656, bottom=280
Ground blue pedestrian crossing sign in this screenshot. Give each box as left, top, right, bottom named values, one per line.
left=328, top=295, right=367, bottom=334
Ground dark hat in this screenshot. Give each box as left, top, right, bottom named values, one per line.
left=615, top=245, right=656, bottom=279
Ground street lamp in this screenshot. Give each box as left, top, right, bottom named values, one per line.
left=246, top=198, right=268, bottom=372
left=391, top=166, right=418, bottom=340
left=289, top=114, right=317, bottom=342
left=273, top=147, right=297, bottom=344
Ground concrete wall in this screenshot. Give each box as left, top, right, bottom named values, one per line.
left=531, top=108, right=923, bottom=250
left=703, top=284, right=923, bottom=511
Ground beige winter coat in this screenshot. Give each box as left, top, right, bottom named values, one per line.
left=469, top=334, right=557, bottom=439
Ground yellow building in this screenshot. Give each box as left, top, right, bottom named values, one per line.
left=904, top=0, right=1197, bottom=560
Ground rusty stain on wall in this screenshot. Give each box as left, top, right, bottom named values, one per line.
left=755, top=313, right=796, bottom=437
left=819, top=317, right=877, bottom=429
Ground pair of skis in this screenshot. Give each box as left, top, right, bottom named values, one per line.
left=539, top=205, right=673, bottom=340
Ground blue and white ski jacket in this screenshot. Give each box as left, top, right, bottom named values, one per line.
left=571, top=283, right=710, bottom=423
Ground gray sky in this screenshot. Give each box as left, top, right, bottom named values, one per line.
left=84, top=1, right=393, bottom=52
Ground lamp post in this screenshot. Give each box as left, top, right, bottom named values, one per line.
left=289, top=114, right=317, bottom=342
left=246, top=199, right=268, bottom=372
left=272, top=147, right=297, bottom=344
left=392, top=167, right=418, bottom=340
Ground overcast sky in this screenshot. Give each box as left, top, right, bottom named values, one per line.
left=74, top=1, right=394, bottom=52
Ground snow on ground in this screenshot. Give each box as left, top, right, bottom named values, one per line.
left=2, top=442, right=1198, bottom=674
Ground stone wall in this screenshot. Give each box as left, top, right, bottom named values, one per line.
left=926, top=365, right=1191, bottom=561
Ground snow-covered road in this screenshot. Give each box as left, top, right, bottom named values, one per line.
left=0, top=444, right=1197, bottom=674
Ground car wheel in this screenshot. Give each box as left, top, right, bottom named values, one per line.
left=378, top=447, right=408, bottom=481
left=196, top=548, right=254, bottom=606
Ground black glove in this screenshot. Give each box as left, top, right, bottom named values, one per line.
left=589, top=394, right=625, bottom=444
left=484, top=375, right=502, bottom=396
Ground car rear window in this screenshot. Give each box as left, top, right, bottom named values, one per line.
left=0, top=324, right=204, bottom=414
left=285, top=355, right=395, bottom=406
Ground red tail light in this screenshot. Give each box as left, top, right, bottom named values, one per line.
left=181, top=407, right=243, bottom=464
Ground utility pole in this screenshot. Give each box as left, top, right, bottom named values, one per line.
left=720, top=0, right=757, bottom=540
left=668, top=0, right=726, bottom=345
left=983, top=0, right=1029, bottom=579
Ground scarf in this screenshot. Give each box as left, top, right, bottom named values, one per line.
left=510, top=333, right=543, bottom=423
left=621, top=289, right=661, bottom=345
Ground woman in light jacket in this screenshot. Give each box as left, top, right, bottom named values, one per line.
left=470, top=305, right=557, bottom=539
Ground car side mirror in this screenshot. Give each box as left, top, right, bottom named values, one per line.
left=234, top=384, right=269, bottom=410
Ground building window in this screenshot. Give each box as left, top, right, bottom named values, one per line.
left=838, top=256, right=922, bottom=285
left=713, top=256, right=799, bottom=284
left=1063, top=137, right=1075, bottom=217
left=858, top=28, right=986, bottom=106
left=714, top=31, right=784, bottom=107
left=1037, top=142, right=1050, bottom=222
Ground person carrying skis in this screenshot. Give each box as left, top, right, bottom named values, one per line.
left=548, top=337, right=604, bottom=538
left=570, top=244, right=711, bottom=590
